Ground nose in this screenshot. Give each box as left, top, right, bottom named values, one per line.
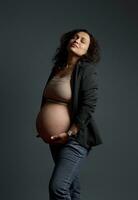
left=75, top=38, right=80, bottom=43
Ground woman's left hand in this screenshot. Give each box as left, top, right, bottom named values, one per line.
left=50, top=132, right=69, bottom=144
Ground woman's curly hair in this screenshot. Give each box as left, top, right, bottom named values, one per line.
left=51, top=28, right=101, bottom=74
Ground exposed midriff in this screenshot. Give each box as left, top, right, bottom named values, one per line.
left=36, top=72, right=73, bottom=144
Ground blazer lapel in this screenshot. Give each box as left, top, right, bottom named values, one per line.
left=70, top=61, right=83, bottom=120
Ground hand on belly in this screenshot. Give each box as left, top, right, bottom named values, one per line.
left=36, top=103, right=71, bottom=143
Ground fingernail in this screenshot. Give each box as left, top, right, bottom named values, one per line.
left=51, top=136, right=53, bottom=139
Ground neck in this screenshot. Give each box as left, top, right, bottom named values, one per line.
left=66, top=52, right=80, bottom=68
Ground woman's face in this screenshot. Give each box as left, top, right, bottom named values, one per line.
left=67, top=31, right=90, bottom=57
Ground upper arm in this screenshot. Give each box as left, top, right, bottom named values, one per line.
left=80, top=65, right=98, bottom=112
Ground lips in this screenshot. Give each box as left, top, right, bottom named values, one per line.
left=71, top=43, right=79, bottom=48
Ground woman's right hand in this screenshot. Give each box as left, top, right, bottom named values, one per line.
left=50, top=132, right=69, bottom=144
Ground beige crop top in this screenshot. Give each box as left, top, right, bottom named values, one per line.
left=43, top=73, right=72, bottom=105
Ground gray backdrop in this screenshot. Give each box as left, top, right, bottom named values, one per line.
left=1, top=0, right=138, bottom=199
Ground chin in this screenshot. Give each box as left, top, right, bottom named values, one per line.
left=69, top=48, right=80, bottom=56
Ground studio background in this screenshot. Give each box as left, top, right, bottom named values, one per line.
left=0, top=0, right=138, bottom=200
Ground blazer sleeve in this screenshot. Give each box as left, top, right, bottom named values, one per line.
left=73, top=65, right=98, bottom=130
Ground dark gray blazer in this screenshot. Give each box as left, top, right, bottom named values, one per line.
left=36, top=60, right=103, bottom=149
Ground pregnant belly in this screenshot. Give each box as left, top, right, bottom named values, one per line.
left=36, top=102, right=71, bottom=144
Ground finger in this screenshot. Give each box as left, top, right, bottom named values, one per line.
left=51, top=135, right=60, bottom=140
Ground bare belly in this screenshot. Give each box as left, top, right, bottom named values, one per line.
left=36, top=102, right=71, bottom=144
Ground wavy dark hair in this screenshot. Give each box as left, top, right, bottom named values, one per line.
left=51, top=28, right=101, bottom=74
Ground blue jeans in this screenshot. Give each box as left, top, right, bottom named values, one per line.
left=48, top=137, right=91, bottom=200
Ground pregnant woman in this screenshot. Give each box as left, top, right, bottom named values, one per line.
left=35, top=28, right=103, bottom=200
